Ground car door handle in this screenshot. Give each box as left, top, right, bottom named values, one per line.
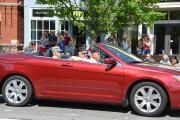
left=61, top=64, right=73, bottom=67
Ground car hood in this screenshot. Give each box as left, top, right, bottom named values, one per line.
left=133, top=62, right=180, bottom=73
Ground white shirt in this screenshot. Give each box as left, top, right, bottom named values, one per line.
left=82, top=57, right=99, bottom=64
left=122, top=40, right=131, bottom=53
left=52, top=56, right=59, bottom=59
left=70, top=56, right=99, bottom=64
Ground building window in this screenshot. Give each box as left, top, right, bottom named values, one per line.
left=170, top=11, right=180, bottom=20
left=31, top=20, right=55, bottom=43
left=60, top=21, right=69, bottom=32
left=160, top=11, right=168, bottom=20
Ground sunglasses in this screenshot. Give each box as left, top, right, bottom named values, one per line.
left=95, top=52, right=100, bottom=55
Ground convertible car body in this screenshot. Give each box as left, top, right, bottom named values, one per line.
left=0, top=43, right=180, bottom=116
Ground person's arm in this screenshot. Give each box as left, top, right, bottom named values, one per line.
left=70, top=56, right=84, bottom=61
left=160, top=60, right=163, bottom=64
left=168, top=60, right=171, bottom=65
left=70, top=56, right=94, bottom=63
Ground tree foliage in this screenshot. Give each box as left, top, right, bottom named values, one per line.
left=36, top=0, right=165, bottom=38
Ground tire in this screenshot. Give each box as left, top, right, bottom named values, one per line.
left=2, top=75, right=33, bottom=107
left=130, top=82, right=168, bottom=117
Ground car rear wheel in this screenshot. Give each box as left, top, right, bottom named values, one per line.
left=2, top=75, right=33, bottom=106
left=130, top=82, right=168, bottom=116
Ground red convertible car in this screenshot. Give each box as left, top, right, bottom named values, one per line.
left=0, top=43, right=180, bottom=116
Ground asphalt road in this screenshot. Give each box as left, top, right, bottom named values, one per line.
left=0, top=96, right=179, bottom=120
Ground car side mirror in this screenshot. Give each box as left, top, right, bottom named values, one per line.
left=104, top=58, right=116, bottom=65
left=104, top=58, right=117, bottom=71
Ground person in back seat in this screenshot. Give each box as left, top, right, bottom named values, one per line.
left=160, top=55, right=171, bottom=65
left=51, top=46, right=62, bottom=59
left=144, top=54, right=155, bottom=63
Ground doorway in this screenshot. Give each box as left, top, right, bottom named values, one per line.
left=154, top=24, right=180, bottom=55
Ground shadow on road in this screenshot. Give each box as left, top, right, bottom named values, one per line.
left=0, top=95, right=5, bottom=104
left=34, top=99, right=131, bottom=113
left=32, top=98, right=180, bottom=118
left=0, top=96, right=180, bottom=117
left=168, top=110, right=180, bottom=117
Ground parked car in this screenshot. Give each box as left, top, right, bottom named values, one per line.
left=0, top=43, right=180, bottom=117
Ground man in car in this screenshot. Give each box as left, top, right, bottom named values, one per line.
left=87, top=48, right=101, bottom=63
left=70, top=48, right=101, bottom=64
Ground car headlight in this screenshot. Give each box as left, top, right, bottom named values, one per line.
left=173, top=75, right=180, bottom=82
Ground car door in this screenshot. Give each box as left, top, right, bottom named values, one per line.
left=59, top=55, right=124, bottom=102
left=32, top=58, right=60, bottom=97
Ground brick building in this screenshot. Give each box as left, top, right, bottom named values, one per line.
left=0, top=0, right=24, bottom=45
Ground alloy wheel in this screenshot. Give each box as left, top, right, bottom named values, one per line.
left=134, top=86, right=161, bottom=113
left=5, top=79, right=28, bottom=104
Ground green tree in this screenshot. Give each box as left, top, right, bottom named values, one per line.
left=36, top=0, right=165, bottom=42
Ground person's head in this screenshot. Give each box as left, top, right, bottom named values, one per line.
left=28, top=42, right=32, bottom=47
left=31, top=42, right=36, bottom=48
left=52, top=46, right=62, bottom=59
left=78, top=49, right=88, bottom=58
left=57, top=33, right=64, bottom=41
left=42, top=32, right=48, bottom=38
left=143, top=34, right=150, bottom=42
left=28, top=41, right=35, bottom=48
left=50, top=31, right=55, bottom=35
left=64, top=31, right=69, bottom=37
left=162, top=55, right=169, bottom=61
left=171, top=58, right=177, bottom=65
left=111, top=32, right=116, bottom=38
left=122, top=34, right=128, bottom=41
left=122, top=31, right=130, bottom=41
left=146, top=54, right=152, bottom=59
left=91, top=48, right=100, bottom=61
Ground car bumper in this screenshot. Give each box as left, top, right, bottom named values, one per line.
left=169, top=82, right=180, bottom=109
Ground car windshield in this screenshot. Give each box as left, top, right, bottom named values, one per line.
left=104, top=44, right=143, bottom=63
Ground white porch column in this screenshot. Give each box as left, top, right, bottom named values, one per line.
left=86, top=33, right=91, bottom=50
left=138, top=24, right=142, bottom=40
left=147, top=25, right=155, bottom=55
left=55, top=17, right=60, bottom=34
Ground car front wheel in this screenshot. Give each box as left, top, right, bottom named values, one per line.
left=2, top=75, right=33, bottom=107
left=130, top=82, right=168, bottom=116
